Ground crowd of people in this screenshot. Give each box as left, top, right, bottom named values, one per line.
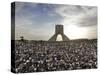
left=14, top=39, right=97, bottom=73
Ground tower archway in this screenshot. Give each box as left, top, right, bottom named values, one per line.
left=48, top=25, right=70, bottom=41
left=56, top=34, right=63, bottom=41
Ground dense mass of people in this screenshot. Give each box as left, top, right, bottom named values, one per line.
left=14, top=39, right=97, bottom=73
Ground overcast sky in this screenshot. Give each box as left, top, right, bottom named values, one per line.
left=15, top=2, right=97, bottom=40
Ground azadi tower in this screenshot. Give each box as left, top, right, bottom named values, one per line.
left=48, top=25, right=70, bottom=41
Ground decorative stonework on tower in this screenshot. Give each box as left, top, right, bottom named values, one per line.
left=48, top=25, right=70, bottom=41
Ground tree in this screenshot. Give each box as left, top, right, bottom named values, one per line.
left=20, top=36, right=24, bottom=41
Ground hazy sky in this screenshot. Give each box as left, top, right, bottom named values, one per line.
left=15, top=2, right=97, bottom=40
